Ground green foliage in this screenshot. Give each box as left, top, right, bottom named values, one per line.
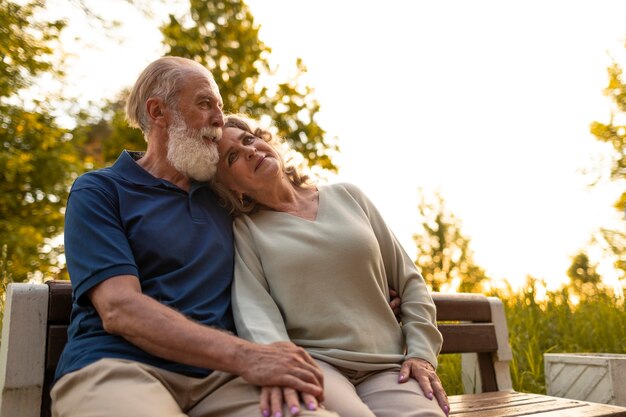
left=566, top=251, right=607, bottom=299
left=436, top=278, right=626, bottom=395
left=0, top=0, right=76, bottom=281
left=161, top=0, right=337, bottom=171
left=589, top=58, right=626, bottom=282
left=591, top=63, right=626, bottom=194
left=0, top=104, right=78, bottom=281
left=72, top=91, right=146, bottom=169
left=436, top=354, right=464, bottom=395
left=501, top=279, right=625, bottom=393
left=0, top=0, right=65, bottom=99
left=413, top=191, right=489, bottom=293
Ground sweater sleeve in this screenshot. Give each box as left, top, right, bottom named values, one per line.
left=342, top=183, right=443, bottom=368
left=231, top=217, right=290, bottom=344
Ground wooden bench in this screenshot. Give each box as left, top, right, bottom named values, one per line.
left=1, top=280, right=625, bottom=417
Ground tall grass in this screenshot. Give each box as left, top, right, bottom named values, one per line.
left=437, top=279, right=626, bottom=395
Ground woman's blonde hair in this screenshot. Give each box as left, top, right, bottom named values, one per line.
left=212, top=114, right=311, bottom=217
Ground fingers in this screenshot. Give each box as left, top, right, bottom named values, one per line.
left=398, top=360, right=411, bottom=383
left=243, top=342, right=325, bottom=399
left=269, top=386, right=283, bottom=417
left=401, top=358, right=450, bottom=415
left=260, top=387, right=271, bottom=417
left=261, top=387, right=318, bottom=417
left=431, top=378, right=450, bottom=416
left=301, top=392, right=318, bottom=412
left=388, top=287, right=402, bottom=316
left=276, top=374, right=324, bottom=402
left=283, top=387, right=301, bottom=416
left=268, top=342, right=325, bottom=400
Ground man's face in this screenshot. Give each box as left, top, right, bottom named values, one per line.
left=174, top=70, right=224, bottom=136
left=166, top=111, right=220, bottom=181
left=165, top=69, right=225, bottom=181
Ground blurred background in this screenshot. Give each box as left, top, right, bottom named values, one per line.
left=1, top=0, right=625, bottom=394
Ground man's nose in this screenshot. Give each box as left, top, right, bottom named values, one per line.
left=210, top=110, right=224, bottom=128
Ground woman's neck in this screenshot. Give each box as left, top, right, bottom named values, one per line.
left=257, top=181, right=319, bottom=220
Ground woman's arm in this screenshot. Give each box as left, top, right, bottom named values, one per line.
left=232, top=217, right=322, bottom=416
left=343, top=183, right=449, bottom=414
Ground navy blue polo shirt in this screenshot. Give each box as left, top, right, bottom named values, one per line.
left=55, top=151, right=235, bottom=383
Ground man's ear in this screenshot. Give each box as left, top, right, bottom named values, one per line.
left=146, top=97, right=167, bottom=128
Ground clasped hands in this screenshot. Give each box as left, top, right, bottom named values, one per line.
left=244, top=341, right=449, bottom=417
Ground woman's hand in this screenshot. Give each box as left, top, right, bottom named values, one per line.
left=398, top=357, right=450, bottom=416
left=259, top=386, right=319, bottom=417
left=389, top=287, right=402, bottom=318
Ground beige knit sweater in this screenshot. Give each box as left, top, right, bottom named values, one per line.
left=231, top=183, right=442, bottom=371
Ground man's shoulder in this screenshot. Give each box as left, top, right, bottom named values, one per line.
left=71, top=166, right=121, bottom=191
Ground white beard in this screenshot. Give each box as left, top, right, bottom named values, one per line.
left=166, top=113, right=221, bottom=182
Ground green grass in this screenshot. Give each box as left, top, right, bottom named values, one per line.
left=437, top=279, right=626, bottom=394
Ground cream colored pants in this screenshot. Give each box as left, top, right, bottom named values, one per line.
left=51, top=358, right=339, bottom=417
left=316, top=360, right=446, bottom=417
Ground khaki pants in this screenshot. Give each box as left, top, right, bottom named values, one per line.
left=316, top=360, right=445, bottom=417
left=51, top=358, right=339, bottom=417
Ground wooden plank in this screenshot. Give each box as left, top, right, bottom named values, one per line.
left=477, top=352, right=498, bottom=392
left=433, top=293, right=492, bottom=322
left=535, top=405, right=626, bottom=417
left=46, top=280, right=72, bottom=323
left=45, top=325, right=69, bottom=371
left=448, top=390, right=525, bottom=404
left=450, top=391, right=553, bottom=413
left=439, top=323, right=498, bottom=354
left=449, top=392, right=626, bottom=416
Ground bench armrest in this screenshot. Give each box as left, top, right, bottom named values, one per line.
left=0, top=283, right=49, bottom=417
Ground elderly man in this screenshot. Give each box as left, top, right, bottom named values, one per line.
left=52, top=56, right=337, bottom=417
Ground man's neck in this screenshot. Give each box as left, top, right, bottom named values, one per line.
left=137, top=148, right=191, bottom=192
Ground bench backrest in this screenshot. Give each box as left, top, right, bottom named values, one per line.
left=0, top=280, right=513, bottom=417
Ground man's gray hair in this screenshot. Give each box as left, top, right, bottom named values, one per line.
left=125, top=56, right=212, bottom=139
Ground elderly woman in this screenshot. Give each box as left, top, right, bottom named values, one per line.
left=212, top=115, right=448, bottom=417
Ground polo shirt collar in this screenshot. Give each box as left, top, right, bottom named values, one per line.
left=112, top=150, right=212, bottom=192
left=112, top=150, right=162, bottom=186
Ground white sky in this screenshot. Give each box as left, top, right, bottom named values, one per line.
left=46, top=0, right=626, bottom=290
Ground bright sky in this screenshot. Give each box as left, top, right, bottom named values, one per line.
left=47, top=0, right=626, bottom=290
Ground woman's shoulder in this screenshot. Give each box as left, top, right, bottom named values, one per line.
left=322, top=182, right=370, bottom=203
left=323, top=182, right=365, bottom=196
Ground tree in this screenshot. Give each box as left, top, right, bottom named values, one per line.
left=589, top=55, right=626, bottom=283
left=566, top=251, right=603, bottom=299
left=0, top=0, right=77, bottom=281
left=73, top=0, right=338, bottom=172
left=72, top=90, right=146, bottom=169
left=161, top=0, right=337, bottom=171
left=412, top=191, right=489, bottom=293
left=0, top=0, right=64, bottom=99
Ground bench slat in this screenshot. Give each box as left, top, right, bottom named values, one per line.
left=46, top=281, right=72, bottom=323
left=45, top=326, right=68, bottom=371
left=439, top=323, right=498, bottom=354
left=448, top=391, right=626, bottom=416
left=432, top=293, right=492, bottom=322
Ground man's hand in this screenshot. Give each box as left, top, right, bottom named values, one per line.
left=259, top=386, right=319, bottom=417
left=398, top=357, right=449, bottom=416
left=238, top=341, right=325, bottom=401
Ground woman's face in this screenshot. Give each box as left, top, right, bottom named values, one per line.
left=216, top=126, right=281, bottom=196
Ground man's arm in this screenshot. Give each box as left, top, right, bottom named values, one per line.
left=89, top=275, right=324, bottom=398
